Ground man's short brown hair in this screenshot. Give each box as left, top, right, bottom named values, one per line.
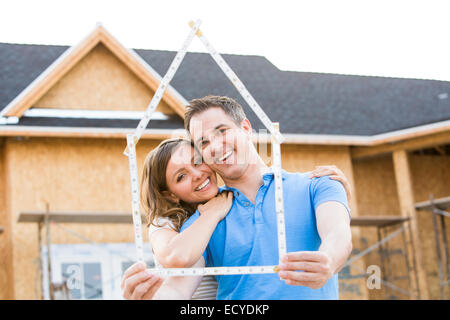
left=184, top=95, right=247, bottom=132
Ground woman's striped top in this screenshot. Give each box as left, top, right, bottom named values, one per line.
left=148, top=218, right=218, bottom=300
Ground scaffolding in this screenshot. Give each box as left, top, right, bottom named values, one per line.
left=415, top=195, right=450, bottom=300
left=17, top=210, right=139, bottom=300
left=346, top=216, right=420, bottom=299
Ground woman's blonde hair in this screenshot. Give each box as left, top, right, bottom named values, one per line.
left=141, top=138, right=198, bottom=232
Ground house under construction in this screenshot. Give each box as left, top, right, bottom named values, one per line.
left=0, top=25, right=449, bottom=300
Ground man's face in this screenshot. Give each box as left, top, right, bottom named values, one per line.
left=189, top=107, right=252, bottom=180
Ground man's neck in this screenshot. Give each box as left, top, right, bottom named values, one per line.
left=223, top=157, right=269, bottom=204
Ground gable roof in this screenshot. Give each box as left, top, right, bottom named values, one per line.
left=0, top=25, right=188, bottom=119
left=1, top=39, right=450, bottom=143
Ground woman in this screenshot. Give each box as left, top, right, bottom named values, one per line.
left=122, top=138, right=352, bottom=300
left=142, top=137, right=231, bottom=300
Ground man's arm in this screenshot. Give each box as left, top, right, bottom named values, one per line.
left=278, top=177, right=352, bottom=290
left=316, top=201, right=352, bottom=273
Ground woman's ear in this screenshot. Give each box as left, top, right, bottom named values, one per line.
left=161, top=190, right=180, bottom=204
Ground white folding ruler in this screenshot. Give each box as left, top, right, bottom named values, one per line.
left=124, top=19, right=286, bottom=276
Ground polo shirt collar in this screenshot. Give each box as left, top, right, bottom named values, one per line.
left=262, top=166, right=288, bottom=182
left=219, top=166, right=287, bottom=196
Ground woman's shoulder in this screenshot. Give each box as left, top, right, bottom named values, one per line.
left=148, top=216, right=176, bottom=238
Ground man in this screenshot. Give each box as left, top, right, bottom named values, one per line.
left=122, top=95, right=352, bottom=300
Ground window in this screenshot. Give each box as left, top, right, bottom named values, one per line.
left=42, top=243, right=154, bottom=300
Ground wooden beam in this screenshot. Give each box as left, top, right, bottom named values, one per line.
left=350, top=216, right=410, bottom=228
left=351, top=130, right=450, bottom=159
left=17, top=212, right=138, bottom=224
left=415, top=196, right=450, bottom=211
left=392, top=150, right=430, bottom=299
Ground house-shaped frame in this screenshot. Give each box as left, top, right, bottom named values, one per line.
left=125, top=20, right=287, bottom=276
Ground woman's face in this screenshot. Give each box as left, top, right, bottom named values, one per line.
left=165, top=143, right=218, bottom=204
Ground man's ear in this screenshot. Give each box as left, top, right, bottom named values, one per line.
left=161, top=191, right=180, bottom=204
left=240, top=118, right=252, bottom=135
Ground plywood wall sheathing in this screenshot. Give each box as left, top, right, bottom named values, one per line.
left=35, top=43, right=174, bottom=114
left=0, top=138, right=15, bottom=299
left=7, top=137, right=159, bottom=299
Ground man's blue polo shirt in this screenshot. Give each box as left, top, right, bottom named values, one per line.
left=180, top=170, right=350, bottom=300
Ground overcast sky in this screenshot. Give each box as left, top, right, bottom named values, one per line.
left=1, top=0, right=450, bottom=81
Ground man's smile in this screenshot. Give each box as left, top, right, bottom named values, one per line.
left=217, top=150, right=233, bottom=163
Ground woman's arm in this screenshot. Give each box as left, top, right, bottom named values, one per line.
left=121, top=258, right=205, bottom=300
left=153, top=258, right=206, bottom=300
left=150, top=191, right=233, bottom=268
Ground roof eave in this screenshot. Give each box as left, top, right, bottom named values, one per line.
left=0, top=119, right=449, bottom=147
